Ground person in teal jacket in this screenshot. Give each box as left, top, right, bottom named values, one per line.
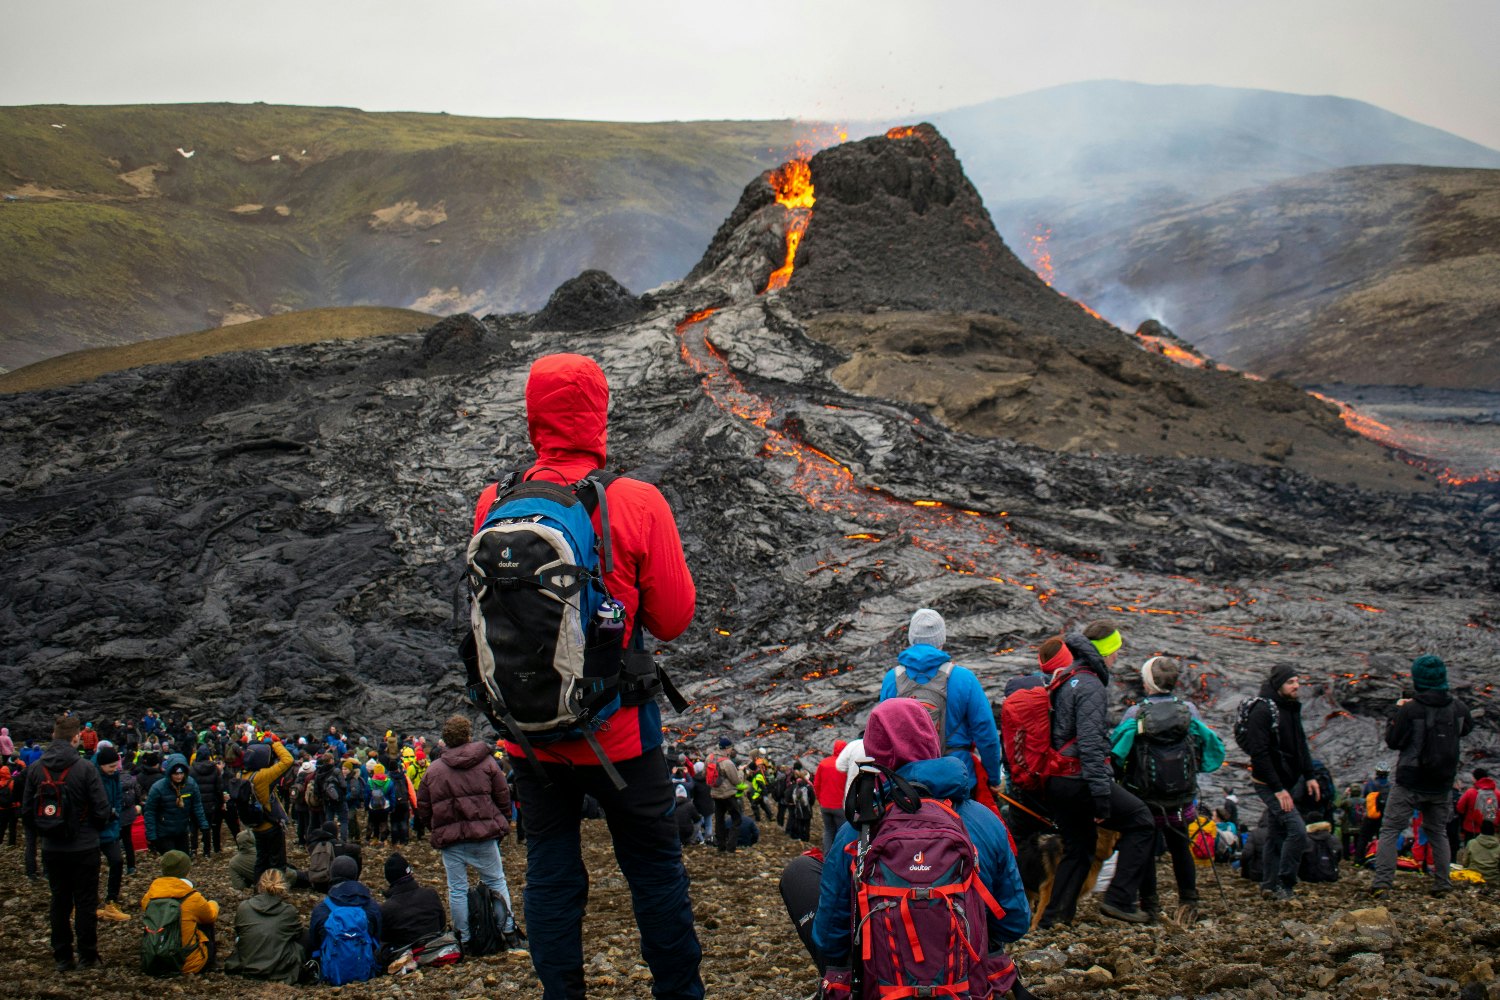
left=144, top=753, right=209, bottom=855
left=1109, top=656, right=1225, bottom=922
left=878, top=608, right=1004, bottom=808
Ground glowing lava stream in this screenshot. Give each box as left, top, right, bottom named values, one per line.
left=763, top=159, right=815, bottom=293
left=674, top=309, right=1231, bottom=626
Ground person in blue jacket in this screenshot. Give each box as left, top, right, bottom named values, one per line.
left=144, top=753, right=209, bottom=855
left=878, top=608, right=1004, bottom=808
left=306, top=855, right=382, bottom=958
left=809, top=699, right=1029, bottom=980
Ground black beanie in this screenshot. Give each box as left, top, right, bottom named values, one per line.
left=1268, top=664, right=1299, bottom=693
left=384, top=852, right=413, bottom=886
left=95, top=746, right=120, bottom=767
left=330, top=855, right=359, bottom=884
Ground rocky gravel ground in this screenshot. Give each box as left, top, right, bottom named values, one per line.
left=4, top=822, right=1498, bottom=999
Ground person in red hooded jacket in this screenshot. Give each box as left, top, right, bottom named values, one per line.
left=471, top=353, right=699, bottom=1000
left=812, top=739, right=848, bottom=854
left=1455, top=768, right=1498, bottom=843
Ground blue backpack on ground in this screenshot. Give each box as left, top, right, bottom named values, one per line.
left=317, top=901, right=376, bottom=985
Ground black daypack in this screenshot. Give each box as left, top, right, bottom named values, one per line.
left=1125, top=699, right=1199, bottom=809
left=1417, top=703, right=1461, bottom=782
left=234, top=779, right=266, bottom=827
left=1300, top=832, right=1340, bottom=883
left=33, top=762, right=76, bottom=841
left=464, top=886, right=507, bottom=956
left=1233, top=696, right=1278, bottom=753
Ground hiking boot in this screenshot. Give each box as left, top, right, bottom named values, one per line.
left=1098, top=900, right=1150, bottom=924
left=78, top=955, right=103, bottom=970
left=125, top=866, right=137, bottom=877
left=1262, top=885, right=1294, bottom=902
left=1139, top=894, right=1161, bottom=921
left=1368, top=885, right=1390, bottom=900
left=1430, top=882, right=1454, bottom=897
left=502, top=927, right=528, bottom=952
left=1173, top=902, right=1198, bottom=925
left=97, top=902, right=131, bottom=922
left=54, top=958, right=76, bottom=973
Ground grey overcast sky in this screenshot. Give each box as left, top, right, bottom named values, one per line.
left=3, top=0, right=1497, bottom=149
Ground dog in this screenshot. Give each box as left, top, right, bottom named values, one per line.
left=1019, top=827, right=1121, bottom=929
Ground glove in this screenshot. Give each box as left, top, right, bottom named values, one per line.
left=1093, top=796, right=1112, bottom=821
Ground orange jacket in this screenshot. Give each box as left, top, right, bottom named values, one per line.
left=141, top=877, right=219, bottom=974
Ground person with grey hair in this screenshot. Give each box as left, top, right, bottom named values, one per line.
left=878, top=608, right=1004, bottom=811
left=1110, top=656, right=1225, bottom=923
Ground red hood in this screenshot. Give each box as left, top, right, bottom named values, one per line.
left=526, top=354, right=609, bottom=469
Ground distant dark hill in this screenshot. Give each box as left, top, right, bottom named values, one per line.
left=0, top=104, right=802, bottom=369
left=1053, top=164, right=1500, bottom=390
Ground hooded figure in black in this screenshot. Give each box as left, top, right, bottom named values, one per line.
left=378, top=852, right=447, bottom=965
left=1036, top=629, right=1155, bottom=927
left=1239, top=663, right=1318, bottom=899
left=1370, top=655, right=1474, bottom=897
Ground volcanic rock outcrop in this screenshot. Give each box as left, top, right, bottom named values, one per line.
left=1, top=127, right=1496, bottom=793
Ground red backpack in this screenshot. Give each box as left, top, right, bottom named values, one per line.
left=999, top=680, right=1080, bottom=792
left=704, top=757, right=720, bottom=789
left=838, top=783, right=1015, bottom=999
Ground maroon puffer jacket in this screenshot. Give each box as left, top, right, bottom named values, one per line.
left=415, top=741, right=512, bottom=849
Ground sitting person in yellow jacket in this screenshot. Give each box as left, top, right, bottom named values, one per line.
left=141, top=850, right=221, bottom=973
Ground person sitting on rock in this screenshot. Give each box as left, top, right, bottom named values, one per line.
left=224, top=869, right=307, bottom=983
left=1458, top=820, right=1500, bottom=883
left=378, top=852, right=447, bottom=968
left=306, top=855, right=381, bottom=982
left=879, top=608, right=1005, bottom=814
left=141, top=850, right=220, bottom=973
left=228, top=828, right=259, bottom=891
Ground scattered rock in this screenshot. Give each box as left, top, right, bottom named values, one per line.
left=1327, top=906, right=1403, bottom=956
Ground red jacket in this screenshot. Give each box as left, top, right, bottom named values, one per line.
left=1456, top=777, right=1499, bottom=835
left=416, top=741, right=512, bottom=848
left=813, top=741, right=849, bottom=810
left=474, top=353, right=696, bottom=766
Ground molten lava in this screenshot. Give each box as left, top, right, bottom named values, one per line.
left=1025, top=225, right=1105, bottom=321
left=763, top=159, right=815, bottom=293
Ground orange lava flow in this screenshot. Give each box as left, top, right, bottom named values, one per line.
left=764, top=159, right=815, bottom=293
left=885, top=125, right=917, bottom=139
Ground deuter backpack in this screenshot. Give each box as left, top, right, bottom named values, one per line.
left=840, top=767, right=1016, bottom=1000
left=893, top=662, right=952, bottom=745
left=140, top=894, right=193, bottom=976
left=33, top=762, right=75, bottom=841
left=999, top=683, right=1080, bottom=793
left=1233, top=696, right=1278, bottom=753
left=317, top=901, right=376, bottom=985
left=1123, top=699, right=1200, bottom=809
left=464, top=469, right=688, bottom=790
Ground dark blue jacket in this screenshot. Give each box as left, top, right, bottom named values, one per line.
left=812, top=755, right=1030, bottom=967
left=307, top=879, right=382, bottom=954
left=98, top=760, right=124, bottom=844
left=144, top=754, right=208, bottom=840
left=881, top=645, right=1003, bottom=785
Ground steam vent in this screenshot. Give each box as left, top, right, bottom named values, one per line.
left=0, top=123, right=1494, bottom=803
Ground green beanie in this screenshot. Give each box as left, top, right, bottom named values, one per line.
left=1411, top=654, right=1448, bottom=692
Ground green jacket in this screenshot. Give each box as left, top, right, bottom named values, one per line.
left=1460, top=834, right=1500, bottom=883
left=1109, top=699, right=1226, bottom=777
left=228, top=828, right=258, bottom=891
left=224, top=892, right=305, bottom=983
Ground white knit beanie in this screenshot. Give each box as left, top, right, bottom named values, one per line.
left=908, top=609, right=946, bottom=649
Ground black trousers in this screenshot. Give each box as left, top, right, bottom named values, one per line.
left=1140, top=820, right=1198, bottom=905
left=44, top=847, right=100, bottom=962
left=713, top=798, right=742, bottom=853
left=0, top=808, right=17, bottom=846
left=1040, top=777, right=1154, bottom=924
left=779, top=853, right=826, bottom=973
left=152, top=830, right=191, bottom=855
left=101, top=839, right=125, bottom=903
left=253, top=824, right=287, bottom=883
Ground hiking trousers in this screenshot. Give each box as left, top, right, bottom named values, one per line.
left=515, top=751, right=704, bottom=1000
left=1253, top=787, right=1310, bottom=891
left=252, top=824, right=287, bottom=883
left=100, top=838, right=125, bottom=903
left=820, top=808, right=843, bottom=854
left=44, top=847, right=100, bottom=962
left=713, top=797, right=742, bottom=853
left=1373, top=784, right=1452, bottom=892
left=1140, top=816, right=1198, bottom=906
left=1041, top=777, right=1155, bottom=924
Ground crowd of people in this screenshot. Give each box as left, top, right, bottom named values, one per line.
left=3, top=352, right=1492, bottom=1000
